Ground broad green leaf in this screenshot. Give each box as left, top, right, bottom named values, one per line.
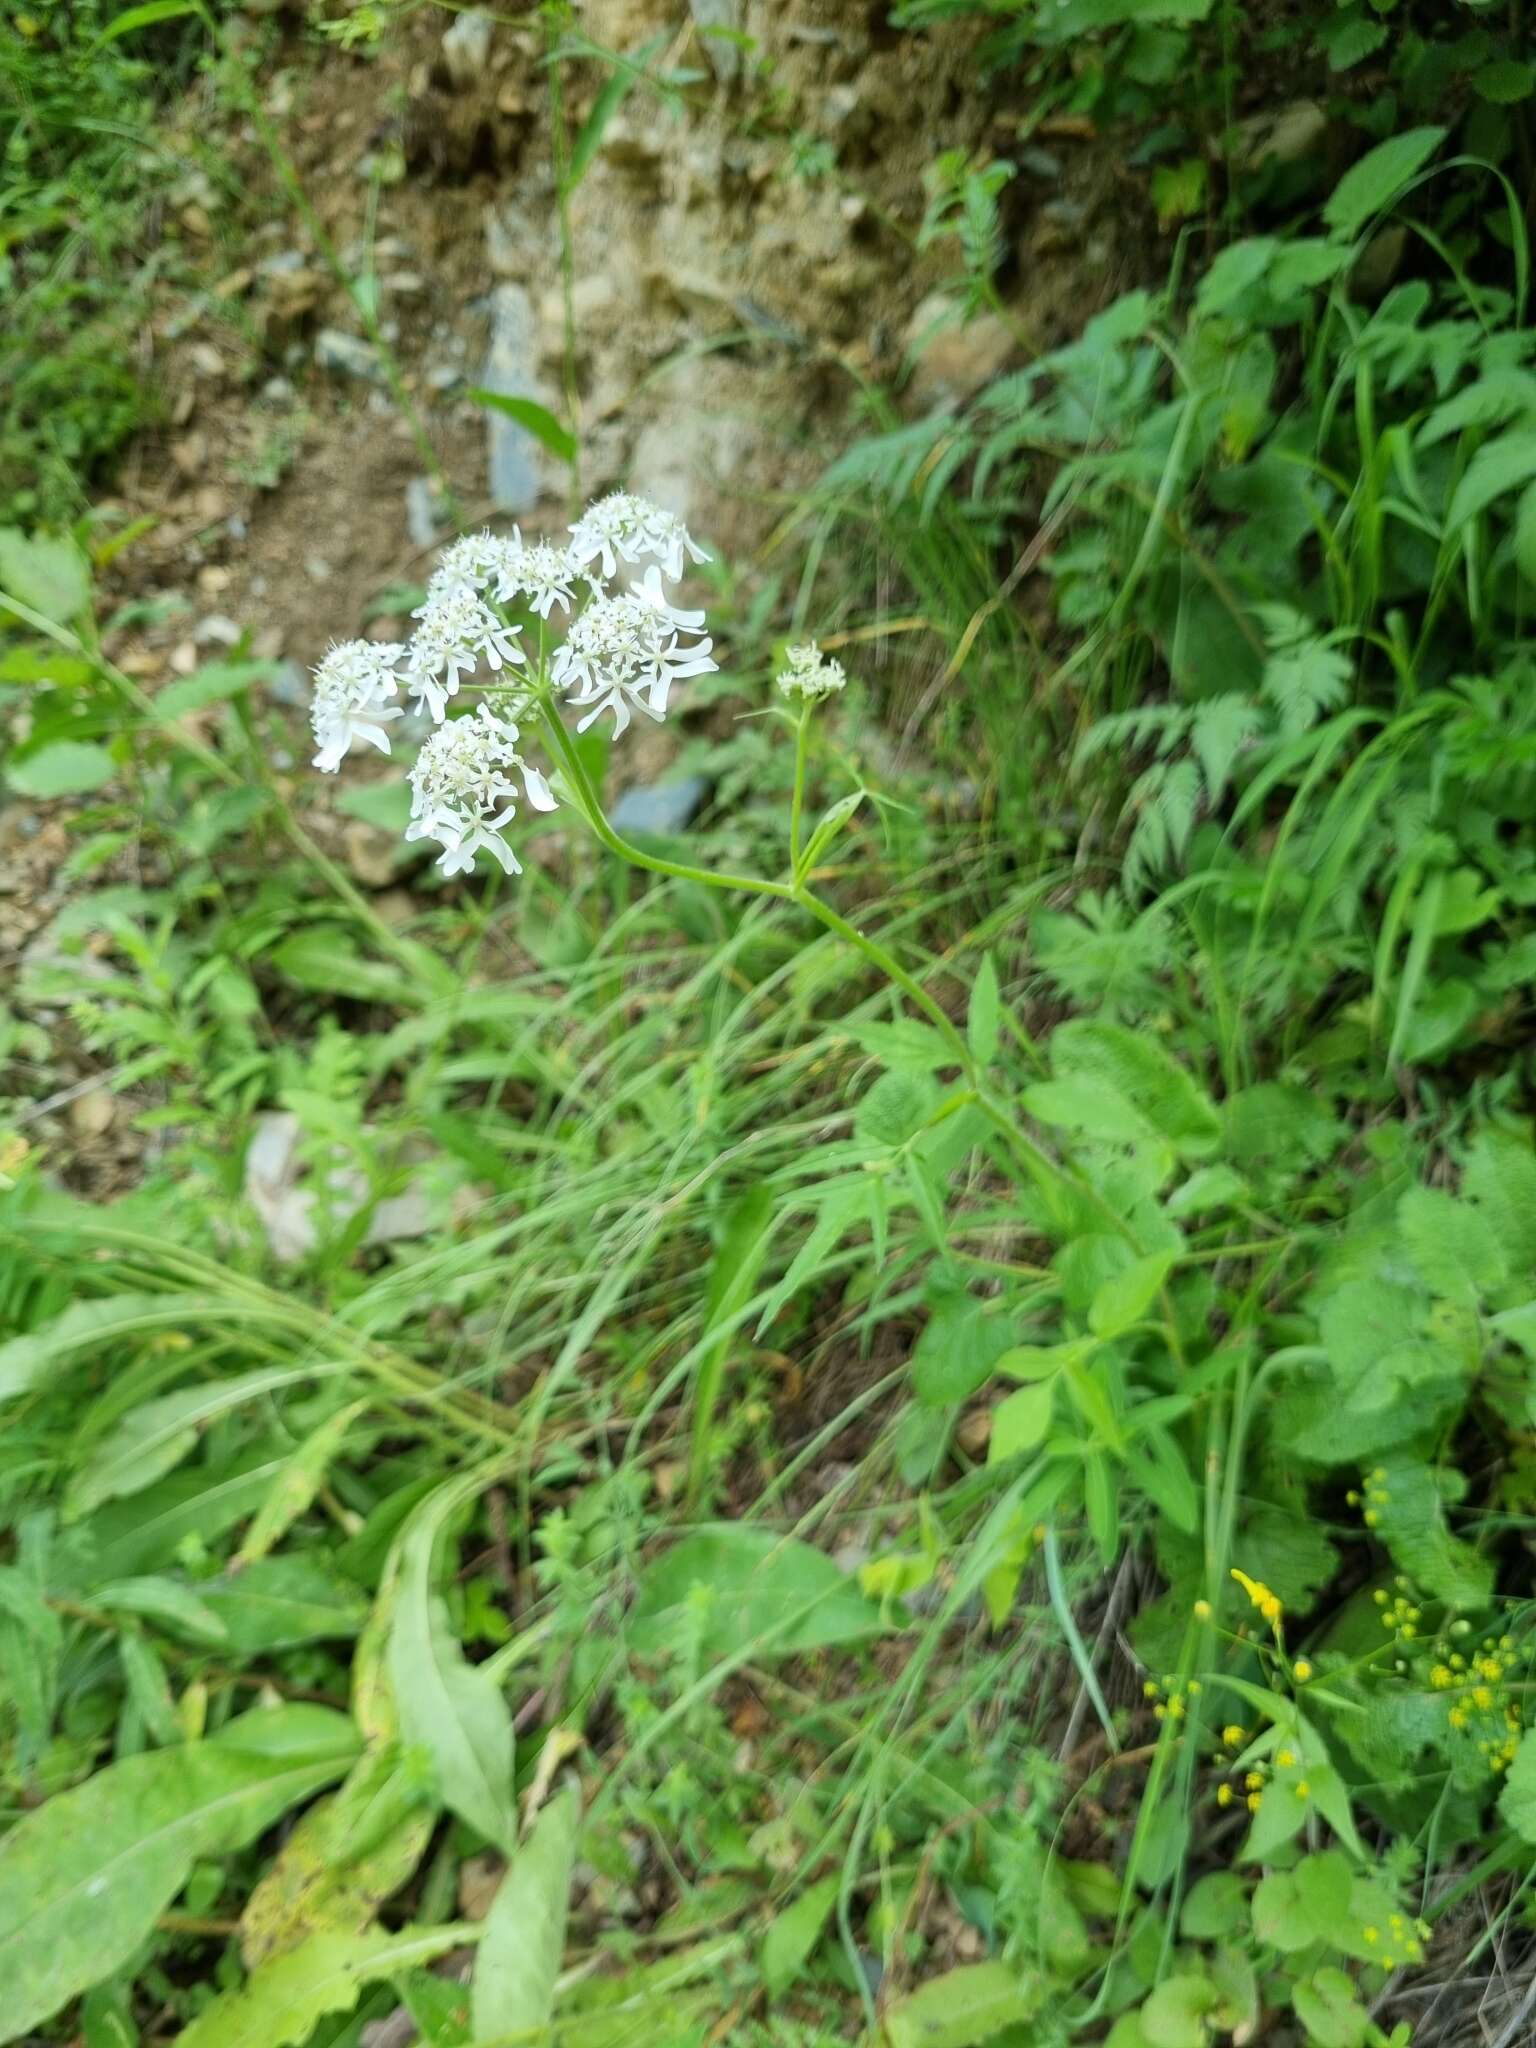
left=1089, top=1250, right=1175, bottom=1338
left=967, top=954, right=1001, bottom=1067
left=884, top=1962, right=1042, bottom=2048
left=172, top=1924, right=474, bottom=2048
left=1323, top=127, right=1445, bottom=240
left=1252, top=1851, right=1351, bottom=1952
left=1290, top=1967, right=1370, bottom=2048
left=197, top=1557, right=369, bottom=1652
left=118, top=1629, right=179, bottom=1745
left=66, top=1366, right=320, bottom=1518
left=0, top=527, right=91, bottom=624
left=761, top=1874, right=840, bottom=1996
left=240, top=1743, right=436, bottom=1968
left=466, top=390, right=576, bottom=466
left=236, top=1400, right=369, bottom=1565
left=1180, top=1872, right=1246, bottom=1940
left=94, top=1575, right=229, bottom=1646
left=1140, top=1974, right=1218, bottom=2048
left=6, top=741, right=116, bottom=799
left=0, top=1704, right=359, bottom=2042
left=857, top=1069, right=939, bottom=1149
left=1446, top=429, right=1536, bottom=533
left=988, top=1381, right=1055, bottom=1463
left=912, top=1292, right=1015, bottom=1407
left=1474, top=58, right=1535, bottom=103
left=388, top=1475, right=519, bottom=1854
left=472, top=1780, right=581, bottom=2042
left=628, top=1524, right=882, bottom=1664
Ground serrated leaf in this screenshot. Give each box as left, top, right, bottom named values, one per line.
left=1323, top=128, right=1446, bottom=240
left=0, top=1704, right=359, bottom=2043
left=856, top=1069, right=938, bottom=1150
left=472, top=1780, right=581, bottom=2042
left=387, top=1475, right=519, bottom=1855
left=6, top=741, right=115, bottom=799
left=172, top=1923, right=473, bottom=2048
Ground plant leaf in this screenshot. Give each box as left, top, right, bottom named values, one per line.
left=387, top=1475, right=519, bottom=1854
left=466, top=391, right=577, bottom=466
left=628, top=1524, right=882, bottom=1664
left=472, top=1780, right=581, bottom=2043
left=0, top=1704, right=359, bottom=2043
left=6, top=741, right=115, bottom=799
left=761, top=1874, right=840, bottom=1996
left=1323, top=128, right=1446, bottom=240
left=0, top=527, right=91, bottom=624
left=172, top=1924, right=474, bottom=2048
left=884, top=1962, right=1043, bottom=2048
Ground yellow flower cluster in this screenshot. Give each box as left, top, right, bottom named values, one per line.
left=1361, top=1912, right=1429, bottom=1970
left=1433, top=1634, right=1523, bottom=1765
left=1231, top=1567, right=1283, bottom=1629
left=1143, top=1673, right=1201, bottom=1723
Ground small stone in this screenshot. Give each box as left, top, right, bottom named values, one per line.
left=194, top=615, right=241, bottom=646
left=383, top=270, right=425, bottom=297
left=441, top=8, right=493, bottom=87
left=171, top=433, right=208, bottom=477
left=253, top=627, right=286, bottom=661
left=481, top=283, right=541, bottom=513
left=314, top=328, right=382, bottom=381
left=304, top=557, right=334, bottom=583
left=68, top=1089, right=115, bottom=1138
left=193, top=486, right=227, bottom=522
left=196, top=565, right=232, bottom=595
left=425, top=363, right=463, bottom=393
left=188, top=342, right=225, bottom=379
left=405, top=476, right=441, bottom=549
left=905, top=294, right=1021, bottom=406
left=170, top=640, right=199, bottom=675
left=267, top=659, right=308, bottom=707
left=599, top=116, right=664, bottom=173
left=610, top=776, right=710, bottom=836
left=1231, top=99, right=1327, bottom=173
left=689, top=0, right=742, bottom=81
left=261, top=375, right=296, bottom=403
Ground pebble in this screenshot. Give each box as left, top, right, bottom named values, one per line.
left=610, top=776, right=710, bottom=836
left=314, top=328, right=382, bottom=381
left=405, top=476, right=441, bottom=549
left=68, top=1089, right=116, bottom=1139
left=441, top=8, right=493, bottom=86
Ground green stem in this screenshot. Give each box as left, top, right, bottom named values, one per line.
left=789, top=703, right=811, bottom=874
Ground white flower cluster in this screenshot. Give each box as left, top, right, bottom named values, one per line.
left=309, top=494, right=714, bottom=876
left=776, top=641, right=846, bottom=702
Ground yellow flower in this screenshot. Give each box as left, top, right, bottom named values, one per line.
left=1222, top=1725, right=1245, bottom=1748
left=1245, top=1771, right=1265, bottom=1791
left=1295, top=1779, right=1310, bottom=1799
left=1193, top=1599, right=1212, bottom=1620
left=1363, top=1927, right=1379, bottom=1945
left=1276, top=1748, right=1296, bottom=1768
left=1247, top=1791, right=1263, bottom=1813
left=1292, top=1659, right=1313, bottom=1682
left=1217, top=1783, right=1233, bottom=1807
left=1231, top=1568, right=1283, bottom=1626
left=1430, top=1665, right=1454, bottom=1689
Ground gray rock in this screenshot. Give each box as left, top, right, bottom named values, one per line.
left=481, top=283, right=540, bottom=512
left=405, top=476, right=441, bottom=549
left=690, top=0, right=743, bottom=81
left=314, top=328, right=382, bottom=382
left=425, top=363, right=463, bottom=393
left=610, top=776, right=710, bottom=836
left=441, top=7, right=493, bottom=86
left=268, top=659, right=308, bottom=707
